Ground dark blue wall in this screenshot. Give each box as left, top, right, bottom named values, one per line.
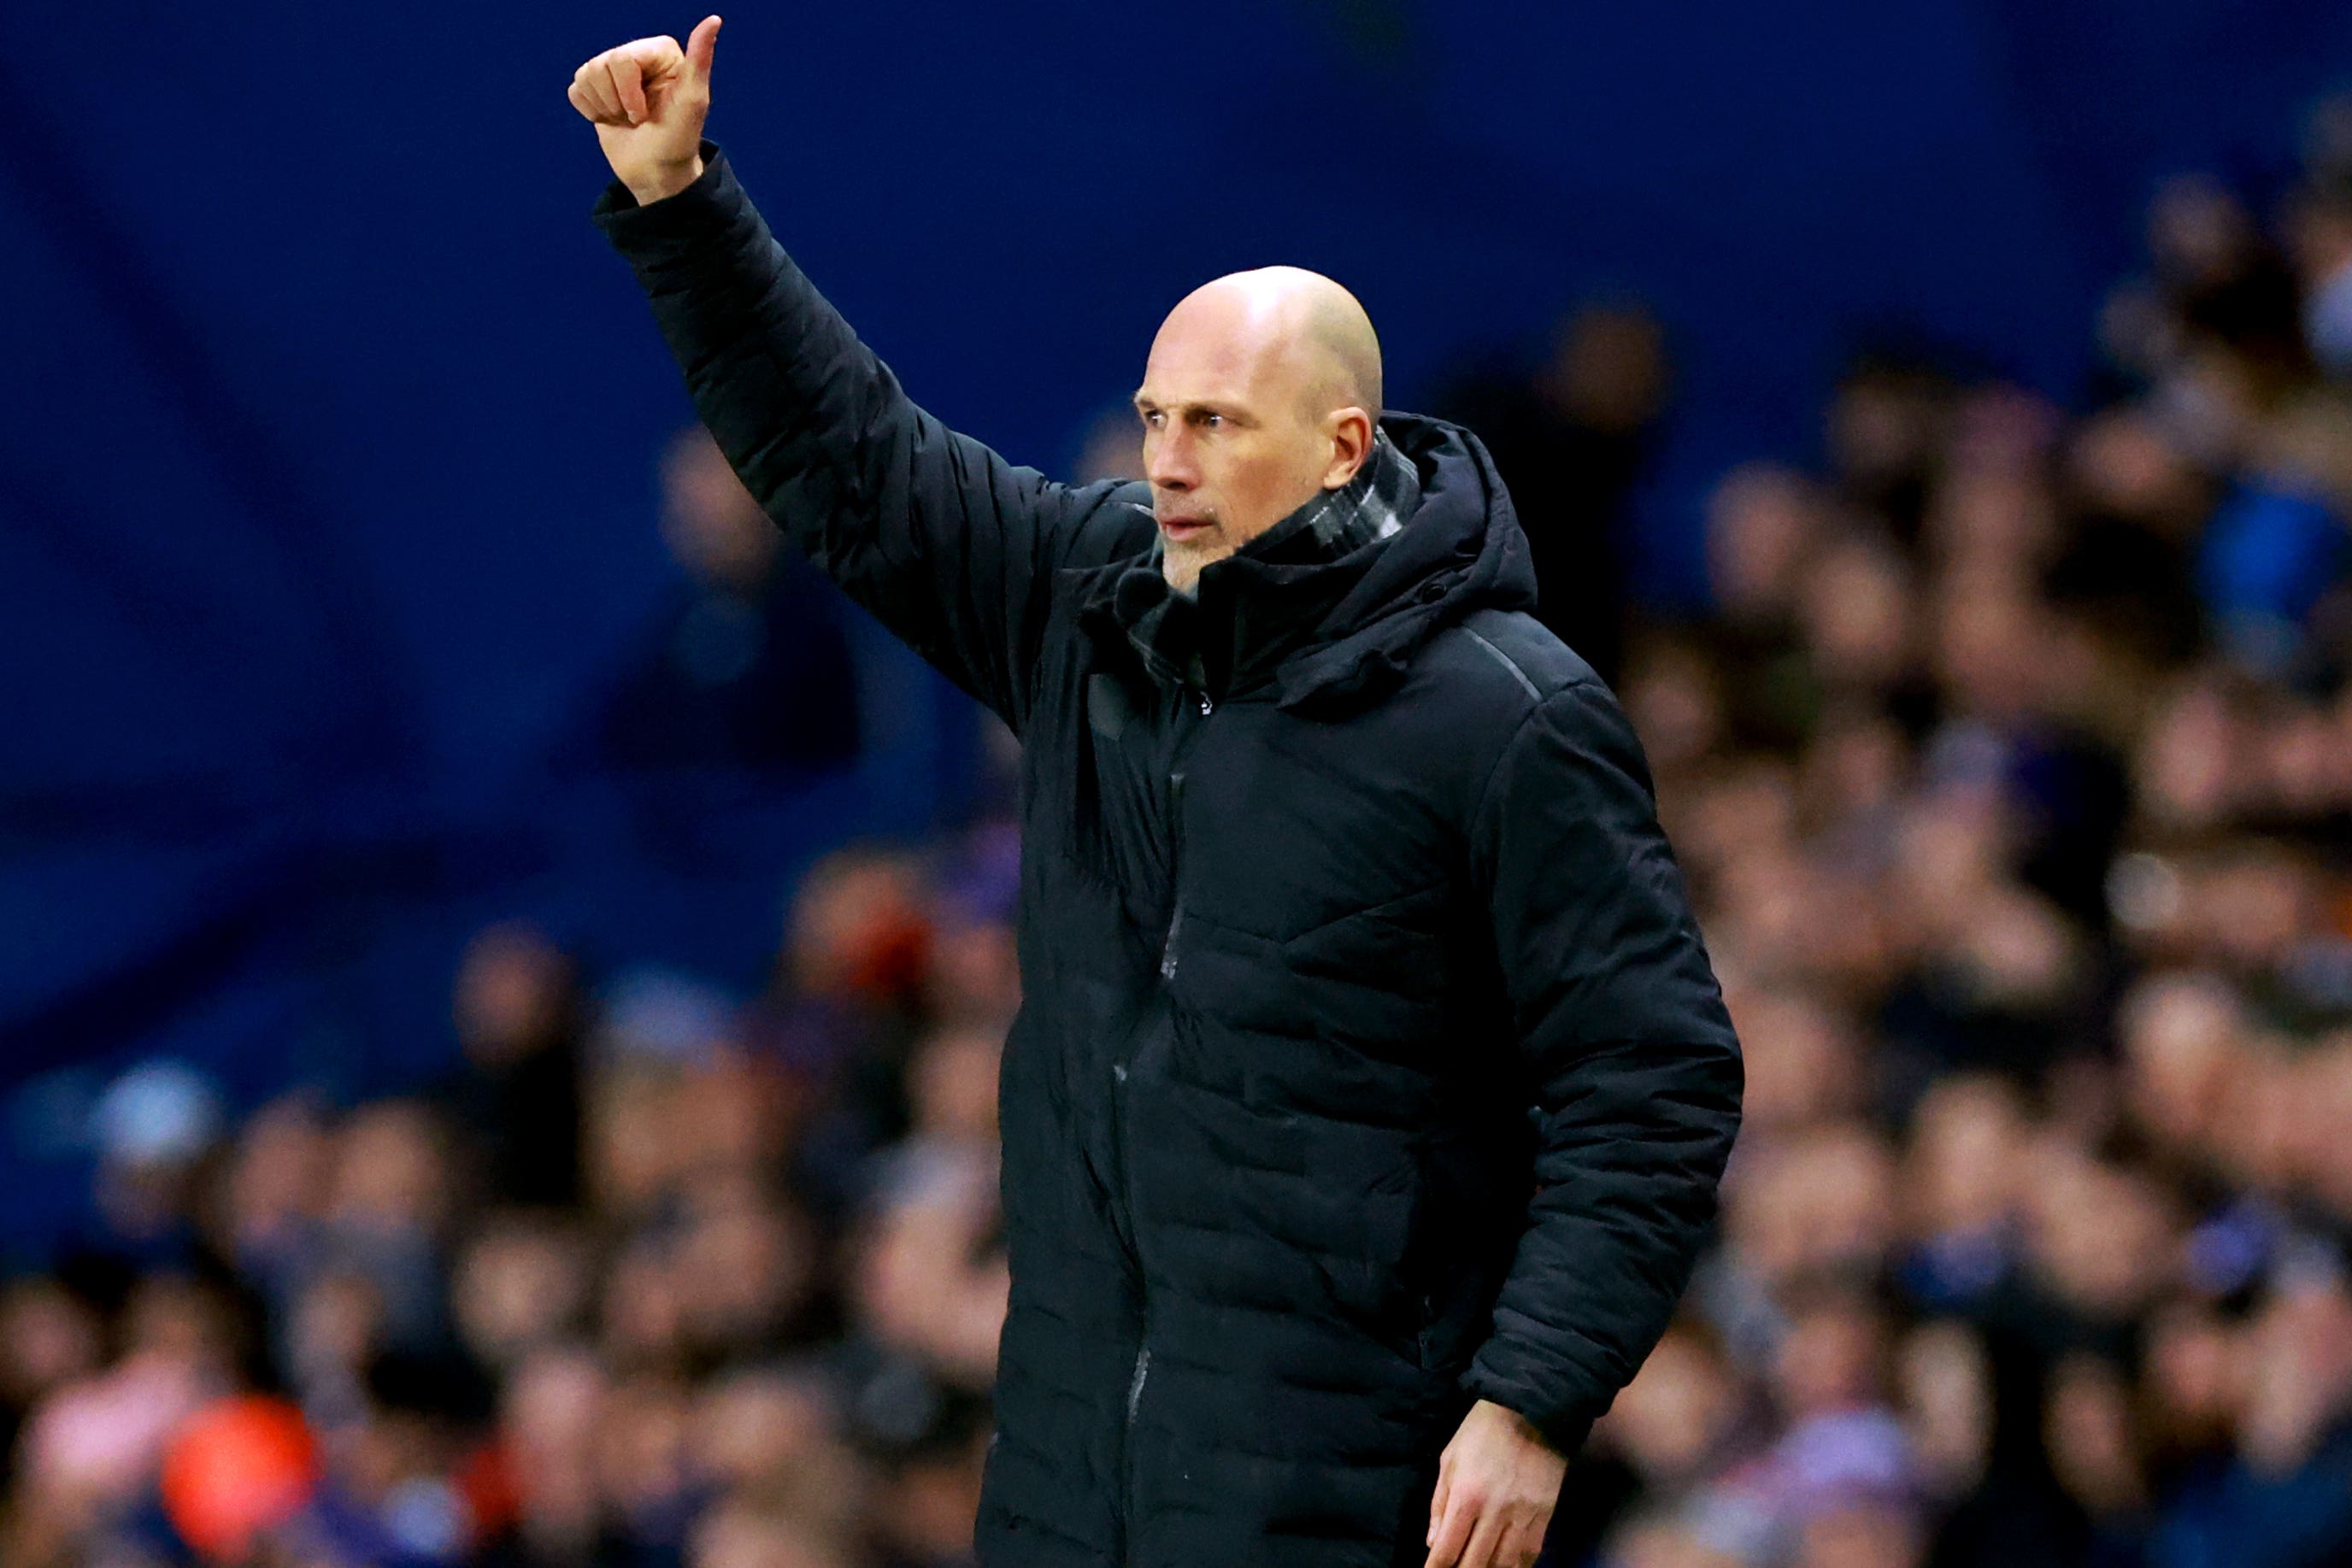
left=8, top=0, right=2352, bottom=1166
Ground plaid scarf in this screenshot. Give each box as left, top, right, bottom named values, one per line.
left=1157, top=428, right=1422, bottom=591
left=1115, top=432, right=1423, bottom=693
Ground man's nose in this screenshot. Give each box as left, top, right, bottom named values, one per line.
left=1147, top=427, right=1197, bottom=490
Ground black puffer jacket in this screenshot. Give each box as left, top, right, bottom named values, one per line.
left=598, top=147, right=1743, bottom=1568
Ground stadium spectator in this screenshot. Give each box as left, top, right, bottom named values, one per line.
left=1432, top=301, right=1673, bottom=684
left=586, top=426, right=862, bottom=779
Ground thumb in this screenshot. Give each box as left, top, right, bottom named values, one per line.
left=685, top=15, right=721, bottom=85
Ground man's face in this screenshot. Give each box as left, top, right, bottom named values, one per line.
left=1133, top=286, right=1357, bottom=596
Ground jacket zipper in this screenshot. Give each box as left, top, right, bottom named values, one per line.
left=1158, top=770, right=1185, bottom=983
left=1158, top=689, right=1208, bottom=981
left=1125, top=682, right=1212, bottom=1561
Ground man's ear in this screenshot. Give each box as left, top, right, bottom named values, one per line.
left=1320, top=407, right=1374, bottom=490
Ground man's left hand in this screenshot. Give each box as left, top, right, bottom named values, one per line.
left=1423, top=1399, right=1567, bottom=1568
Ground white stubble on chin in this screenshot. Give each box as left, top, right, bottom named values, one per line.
left=1161, top=535, right=1214, bottom=598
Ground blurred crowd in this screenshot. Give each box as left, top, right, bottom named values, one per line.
left=1557, top=109, right=2352, bottom=1568
left=12, top=103, right=2352, bottom=1568
left=2, top=827, right=1020, bottom=1568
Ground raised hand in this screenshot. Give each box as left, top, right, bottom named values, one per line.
left=567, top=15, right=722, bottom=206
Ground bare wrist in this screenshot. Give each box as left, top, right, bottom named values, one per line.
left=626, top=154, right=706, bottom=207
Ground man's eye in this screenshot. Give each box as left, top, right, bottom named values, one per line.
left=1202, top=413, right=1224, bottom=428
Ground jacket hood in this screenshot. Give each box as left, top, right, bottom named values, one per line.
left=1076, top=413, right=1538, bottom=715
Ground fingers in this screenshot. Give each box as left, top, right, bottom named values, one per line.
left=604, top=55, right=646, bottom=125
left=1424, top=1455, right=1453, bottom=1564
left=1455, top=1505, right=1508, bottom=1568
left=685, top=15, right=722, bottom=84
left=1470, top=1502, right=1550, bottom=1568
left=569, top=57, right=616, bottom=121
left=570, top=51, right=627, bottom=122
left=1428, top=1487, right=1550, bottom=1568
left=624, top=34, right=688, bottom=91
left=567, top=35, right=690, bottom=125
left=1502, top=1512, right=1549, bottom=1568
left=1423, top=1485, right=1472, bottom=1568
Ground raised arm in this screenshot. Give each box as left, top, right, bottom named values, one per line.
left=569, top=19, right=1150, bottom=730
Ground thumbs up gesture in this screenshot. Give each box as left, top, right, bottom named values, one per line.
left=568, top=15, right=721, bottom=205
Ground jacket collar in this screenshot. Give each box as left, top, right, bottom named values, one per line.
left=1073, top=413, right=1538, bottom=715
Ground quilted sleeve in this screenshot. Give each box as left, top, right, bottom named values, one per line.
left=595, top=144, right=1150, bottom=732
left=1460, top=676, right=1743, bottom=1453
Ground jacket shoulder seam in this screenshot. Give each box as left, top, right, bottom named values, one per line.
left=1466, top=674, right=1608, bottom=860
left=1461, top=625, right=1542, bottom=702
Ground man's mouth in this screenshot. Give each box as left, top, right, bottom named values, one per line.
left=1158, top=516, right=1214, bottom=544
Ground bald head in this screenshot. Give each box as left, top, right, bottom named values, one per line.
left=1160, top=267, right=1383, bottom=422
left=1134, top=267, right=1385, bottom=593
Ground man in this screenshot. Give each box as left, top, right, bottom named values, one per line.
left=569, top=20, right=1742, bottom=1568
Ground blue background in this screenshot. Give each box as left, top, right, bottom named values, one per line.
left=8, top=0, right=2352, bottom=1239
